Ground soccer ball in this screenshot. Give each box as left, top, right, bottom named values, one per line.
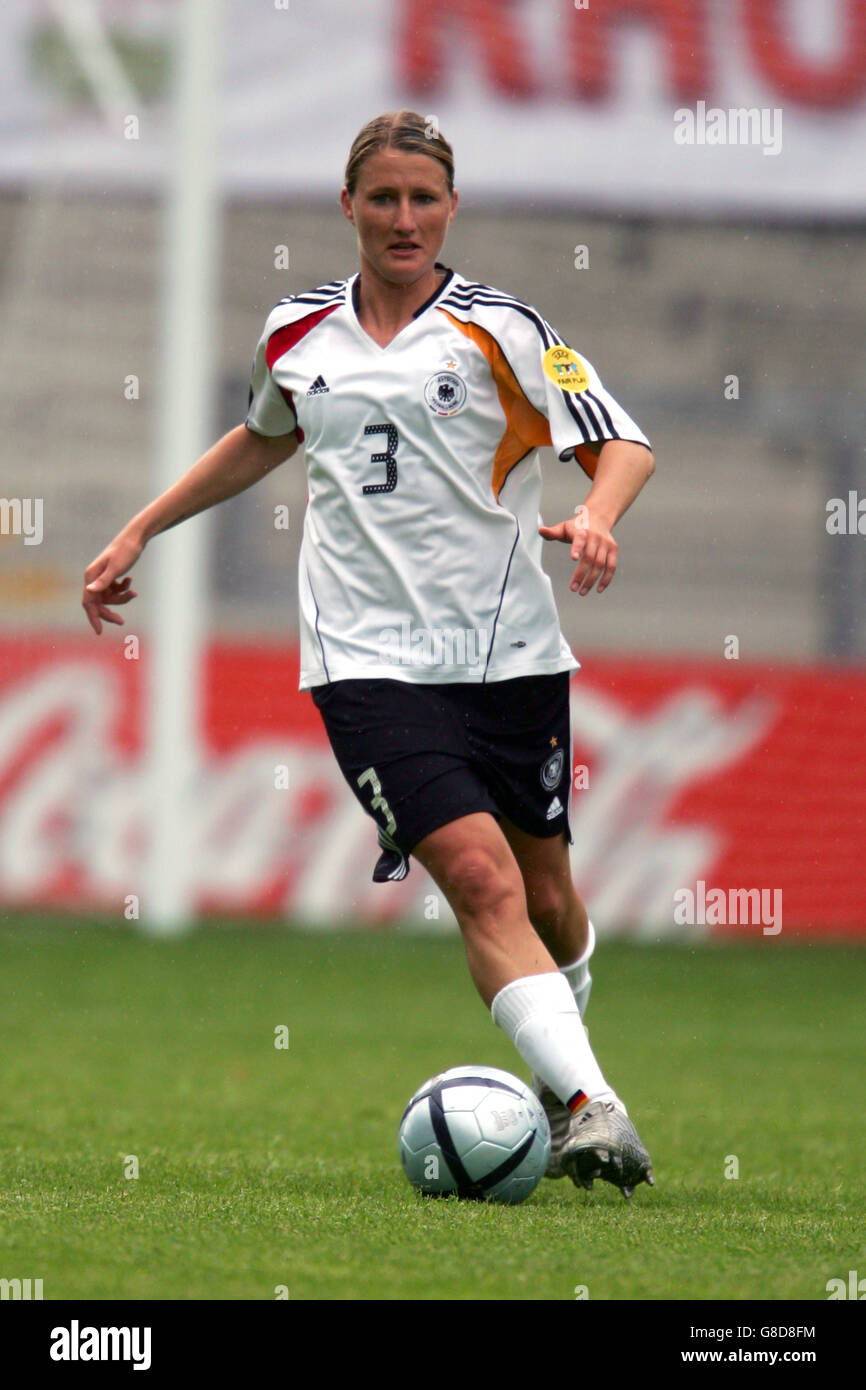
left=398, top=1065, right=551, bottom=1205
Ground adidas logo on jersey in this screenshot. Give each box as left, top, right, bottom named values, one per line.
left=307, top=375, right=329, bottom=395
left=546, top=796, right=563, bottom=821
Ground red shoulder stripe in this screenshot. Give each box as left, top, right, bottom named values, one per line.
left=265, top=305, right=339, bottom=370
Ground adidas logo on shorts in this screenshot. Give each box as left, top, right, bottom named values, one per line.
left=307, top=374, right=329, bottom=395
left=546, top=796, right=563, bottom=820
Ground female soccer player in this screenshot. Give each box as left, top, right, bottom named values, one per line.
left=83, top=111, right=655, bottom=1198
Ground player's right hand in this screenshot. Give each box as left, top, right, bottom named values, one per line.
left=538, top=504, right=618, bottom=596
left=82, top=532, right=143, bottom=634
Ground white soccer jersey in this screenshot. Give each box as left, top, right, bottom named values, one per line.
left=246, top=266, right=651, bottom=689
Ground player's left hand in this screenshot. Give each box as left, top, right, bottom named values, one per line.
left=538, top=505, right=618, bottom=595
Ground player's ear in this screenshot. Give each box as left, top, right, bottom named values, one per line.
left=449, top=189, right=458, bottom=222
left=340, top=187, right=355, bottom=223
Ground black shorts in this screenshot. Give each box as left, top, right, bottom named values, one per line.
left=311, top=673, right=573, bottom=882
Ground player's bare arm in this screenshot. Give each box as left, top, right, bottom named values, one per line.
left=538, top=438, right=655, bottom=596
left=82, top=423, right=298, bottom=634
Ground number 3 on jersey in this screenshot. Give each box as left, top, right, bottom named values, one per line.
left=362, top=422, right=398, bottom=495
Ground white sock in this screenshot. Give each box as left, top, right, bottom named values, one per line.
left=560, top=919, right=595, bottom=1019
left=491, top=971, right=615, bottom=1112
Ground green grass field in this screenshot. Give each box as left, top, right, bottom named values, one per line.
left=0, top=919, right=863, bottom=1301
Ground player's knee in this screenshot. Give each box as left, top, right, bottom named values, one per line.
left=524, top=876, right=572, bottom=936
left=444, top=845, right=522, bottom=924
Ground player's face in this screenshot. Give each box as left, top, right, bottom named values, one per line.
left=341, top=147, right=457, bottom=285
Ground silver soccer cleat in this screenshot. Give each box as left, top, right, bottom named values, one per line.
left=559, top=1098, right=654, bottom=1199
left=532, top=1076, right=573, bottom=1180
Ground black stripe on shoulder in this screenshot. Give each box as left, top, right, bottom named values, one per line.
left=441, top=286, right=555, bottom=349
left=562, top=393, right=593, bottom=444
left=276, top=280, right=348, bottom=308
left=448, top=279, right=535, bottom=308
left=307, top=278, right=348, bottom=295
left=574, top=393, right=604, bottom=437
left=443, top=284, right=535, bottom=316
left=585, top=389, right=617, bottom=437
left=447, top=281, right=563, bottom=339
left=289, top=291, right=347, bottom=307
left=561, top=388, right=620, bottom=444
left=537, top=341, right=618, bottom=443
left=446, top=285, right=617, bottom=443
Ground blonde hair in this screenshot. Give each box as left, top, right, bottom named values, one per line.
left=344, top=111, right=454, bottom=195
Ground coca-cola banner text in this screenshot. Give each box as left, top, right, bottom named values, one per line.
left=1, top=635, right=863, bottom=937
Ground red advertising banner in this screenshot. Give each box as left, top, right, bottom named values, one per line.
left=1, top=0, right=865, bottom=214
left=0, top=634, right=863, bottom=935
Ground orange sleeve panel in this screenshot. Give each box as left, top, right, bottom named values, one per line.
left=439, top=310, right=552, bottom=499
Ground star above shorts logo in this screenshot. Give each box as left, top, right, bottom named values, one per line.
left=550, top=737, right=558, bottom=747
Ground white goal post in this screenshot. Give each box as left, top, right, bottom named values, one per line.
left=145, top=0, right=223, bottom=933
